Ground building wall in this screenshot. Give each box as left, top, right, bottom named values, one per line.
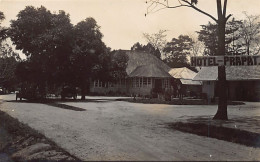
left=228, top=81, right=260, bottom=101
left=255, top=82, right=260, bottom=101
left=90, top=78, right=171, bottom=96
left=90, top=79, right=127, bottom=95
left=186, top=85, right=202, bottom=97
left=202, top=81, right=260, bottom=102
left=202, top=81, right=215, bottom=101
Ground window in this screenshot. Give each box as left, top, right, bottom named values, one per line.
left=164, top=79, right=169, bottom=89
left=94, top=80, right=106, bottom=88
left=132, top=78, right=135, bottom=87
left=147, top=78, right=151, bottom=85
left=136, top=78, right=140, bottom=87
left=143, top=78, right=147, bottom=86
left=94, top=80, right=98, bottom=87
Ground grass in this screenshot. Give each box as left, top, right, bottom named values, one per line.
left=121, top=98, right=245, bottom=105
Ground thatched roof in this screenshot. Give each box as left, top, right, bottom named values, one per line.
left=169, top=67, right=202, bottom=85
left=193, top=66, right=260, bottom=81
left=125, top=51, right=171, bottom=75
left=129, top=64, right=172, bottom=78
left=169, top=67, right=197, bottom=79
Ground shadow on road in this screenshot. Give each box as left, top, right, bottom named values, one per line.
left=167, top=117, right=260, bottom=148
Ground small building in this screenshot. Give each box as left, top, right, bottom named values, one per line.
left=193, top=66, right=260, bottom=101
left=168, top=67, right=202, bottom=97
left=128, top=64, right=172, bottom=96
left=90, top=50, right=172, bottom=96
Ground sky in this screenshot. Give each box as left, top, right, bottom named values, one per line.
left=1, top=0, right=260, bottom=56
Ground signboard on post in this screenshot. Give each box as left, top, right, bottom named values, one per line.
left=191, top=55, right=260, bottom=67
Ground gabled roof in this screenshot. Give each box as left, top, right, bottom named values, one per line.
left=169, top=67, right=202, bottom=85
left=129, top=64, right=172, bottom=78
left=193, top=66, right=260, bottom=81
left=168, top=67, right=197, bottom=79
left=125, top=51, right=171, bottom=75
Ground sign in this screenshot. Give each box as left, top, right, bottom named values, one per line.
left=191, top=55, right=260, bottom=67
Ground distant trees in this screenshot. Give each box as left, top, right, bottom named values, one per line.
left=142, top=29, right=168, bottom=59
left=239, top=13, right=260, bottom=55
left=198, top=14, right=260, bottom=56
left=131, top=42, right=161, bottom=59
left=163, top=35, right=193, bottom=68
left=197, top=19, right=243, bottom=56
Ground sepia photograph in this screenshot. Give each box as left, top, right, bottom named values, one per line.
left=0, top=0, right=260, bottom=161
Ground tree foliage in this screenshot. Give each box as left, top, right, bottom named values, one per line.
left=71, top=17, right=108, bottom=99
left=9, top=6, right=74, bottom=95
left=239, top=12, right=260, bottom=55
left=143, top=29, right=167, bottom=58
left=197, top=18, right=244, bottom=56
left=0, top=44, right=20, bottom=90
left=109, top=50, right=129, bottom=81
left=0, top=11, right=7, bottom=43
left=131, top=42, right=161, bottom=59
left=163, top=35, right=193, bottom=68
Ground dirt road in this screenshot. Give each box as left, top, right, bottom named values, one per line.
left=0, top=94, right=259, bottom=161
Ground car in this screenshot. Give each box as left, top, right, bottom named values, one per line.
left=61, top=86, right=77, bottom=100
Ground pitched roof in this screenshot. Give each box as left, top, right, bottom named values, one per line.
left=169, top=67, right=202, bottom=85
left=125, top=51, right=171, bottom=75
left=193, top=66, right=260, bottom=81
left=129, top=64, right=172, bottom=78
left=168, top=67, right=197, bottom=79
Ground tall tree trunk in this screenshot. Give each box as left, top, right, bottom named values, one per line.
left=247, top=42, right=250, bottom=55
left=213, top=17, right=228, bottom=120
left=81, top=81, right=86, bottom=100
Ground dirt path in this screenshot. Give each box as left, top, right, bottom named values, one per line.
left=1, top=94, right=260, bottom=161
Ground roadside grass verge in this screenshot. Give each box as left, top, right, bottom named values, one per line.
left=120, top=98, right=245, bottom=105
left=168, top=122, right=260, bottom=148
left=0, top=110, right=81, bottom=161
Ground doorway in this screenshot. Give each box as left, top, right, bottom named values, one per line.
left=154, top=79, right=162, bottom=93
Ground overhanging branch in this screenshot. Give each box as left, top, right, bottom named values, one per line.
left=146, top=0, right=218, bottom=23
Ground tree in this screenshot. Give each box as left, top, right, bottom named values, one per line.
left=131, top=42, right=143, bottom=51
left=131, top=42, right=161, bottom=59
left=0, top=11, right=19, bottom=92
left=143, top=29, right=167, bottom=59
left=163, top=35, right=193, bottom=68
left=188, top=33, right=204, bottom=57
left=9, top=6, right=74, bottom=96
left=109, top=50, right=129, bottom=81
left=72, top=17, right=108, bottom=100
left=239, top=12, right=260, bottom=55
left=0, top=44, right=21, bottom=92
left=146, top=0, right=232, bottom=120
left=0, top=11, right=7, bottom=43
left=198, top=19, right=244, bottom=56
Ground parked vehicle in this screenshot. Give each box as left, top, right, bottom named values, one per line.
left=16, top=88, right=43, bottom=101
left=61, top=86, right=77, bottom=100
